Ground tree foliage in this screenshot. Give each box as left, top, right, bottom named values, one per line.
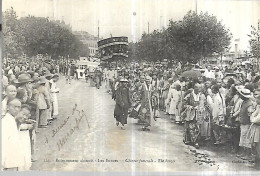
left=2, top=7, right=25, bottom=58
left=3, top=8, right=88, bottom=59
left=249, top=24, right=260, bottom=59
left=130, top=11, right=232, bottom=63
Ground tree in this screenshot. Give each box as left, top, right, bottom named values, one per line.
left=2, top=7, right=25, bottom=58
left=167, top=11, right=232, bottom=63
left=133, top=11, right=231, bottom=63
left=3, top=8, right=88, bottom=59
left=136, top=30, right=167, bottom=62
left=19, top=16, right=87, bottom=58
left=249, top=23, right=260, bottom=62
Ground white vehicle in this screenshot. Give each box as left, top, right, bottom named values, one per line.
left=76, top=57, right=100, bottom=79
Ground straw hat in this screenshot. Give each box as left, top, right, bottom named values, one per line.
left=238, top=88, right=252, bottom=99
left=235, top=85, right=244, bottom=91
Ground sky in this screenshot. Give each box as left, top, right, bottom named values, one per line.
left=3, top=0, right=260, bottom=51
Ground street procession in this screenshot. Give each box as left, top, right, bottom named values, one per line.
left=1, top=0, right=260, bottom=173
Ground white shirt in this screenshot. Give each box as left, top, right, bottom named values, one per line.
left=2, top=75, right=8, bottom=86
left=212, top=93, right=226, bottom=119
left=233, top=95, right=243, bottom=117
left=2, top=113, right=23, bottom=169
left=2, top=97, right=8, bottom=116
left=203, top=69, right=210, bottom=78
left=8, top=69, right=14, bottom=75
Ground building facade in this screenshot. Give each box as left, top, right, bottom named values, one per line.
left=83, top=39, right=98, bottom=57
left=73, top=31, right=99, bottom=57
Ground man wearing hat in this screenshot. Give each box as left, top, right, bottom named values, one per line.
left=45, top=71, right=53, bottom=123
left=50, top=74, right=60, bottom=119
left=36, top=76, right=51, bottom=128
left=14, top=73, right=33, bottom=104
left=214, top=67, right=223, bottom=82
left=114, top=78, right=131, bottom=130
left=237, top=88, right=254, bottom=160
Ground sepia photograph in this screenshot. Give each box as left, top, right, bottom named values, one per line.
left=1, top=0, right=260, bottom=174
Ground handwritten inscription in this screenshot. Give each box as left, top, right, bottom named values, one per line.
left=44, top=103, right=90, bottom=151
left=52, top=116, right=70, bottom=138
left=57, top=109, right=86, bottom=151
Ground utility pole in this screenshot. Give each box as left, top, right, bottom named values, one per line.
left=98, top=20, right=100, bottom=42
left=160, top=16, right=163, bottom=30
left=148, top=22, right=150, bottom=34
left=257, top=20, right=260, bottom=67
left=195, top=0, right=198, bottom=14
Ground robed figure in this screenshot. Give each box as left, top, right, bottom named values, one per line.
left=114, top=79, right=131, bottom=130
left=139, top=76, right=155, bottom=131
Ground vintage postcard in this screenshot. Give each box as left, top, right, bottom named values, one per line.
left=1, top=0, right=260, bottom=174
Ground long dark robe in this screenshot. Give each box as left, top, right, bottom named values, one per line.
left=114, top=85, right=131, bottom=125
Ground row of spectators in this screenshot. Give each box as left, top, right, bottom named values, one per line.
left=2, top=57, right=61, bottom=171
left=105, top=62, right=260, bottom=168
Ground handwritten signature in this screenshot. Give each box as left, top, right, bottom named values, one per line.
left=44, top=104, right=90, bottom=151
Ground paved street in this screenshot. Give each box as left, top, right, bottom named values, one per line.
left=31, top=76, right=258, bottom=172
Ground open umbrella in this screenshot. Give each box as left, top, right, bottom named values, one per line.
left=181, top=70, right=202, bottom=78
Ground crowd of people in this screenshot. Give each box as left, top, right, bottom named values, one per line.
left=2, top=55, right=260, bottom=170
left=105, top=61, right=260, bottom=168
left=2, top=57, right=61, bottom=171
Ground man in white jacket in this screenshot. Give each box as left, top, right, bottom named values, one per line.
left=2, top=99, right=23, bottom=170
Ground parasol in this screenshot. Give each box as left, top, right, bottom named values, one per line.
left=241, top=61, right=252, bottom=65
